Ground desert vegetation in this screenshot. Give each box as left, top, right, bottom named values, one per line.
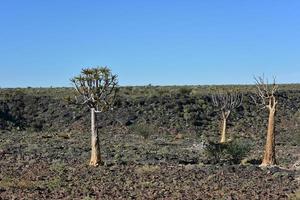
left=0, top=75, right=299, bottom=199
left=70, top=67, right=118, bottom=166
left=253, top=76, right=279, bottom=167
left=212, top=91, right=243, bottom=143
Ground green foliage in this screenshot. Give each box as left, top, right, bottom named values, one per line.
left=183, top=105, right=193, bottom=126
left=50, top=162, right=66, bottom=175
left=46, top=177, right=63, bottom=190
left=178, top=87, right=192, bottom=96
left=129, top=123, right=157, bottom=139
left=225, top=139, right=251, bottom=164
left=204, top=141, right=226, bottom=164
left=204, top=139, right=251, bottom=164
left=70, top=66, right=118, bottom=111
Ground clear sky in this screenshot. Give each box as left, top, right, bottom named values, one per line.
left=0, top=1, right=299, bottom=87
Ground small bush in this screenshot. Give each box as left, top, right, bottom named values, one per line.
left=129, top=123, right=157, bottom=139
left=204, top=139, right=251, bottom=164
left=225, top=139, right=251, bottom=164
left=178, top=87, right=192, bottom=96
left=183, top=106, right=193, bottom=126
left=204, top=141, right=227, bottom=164
left=46, top=177, right=63, bottom=190
left=50, top=162, right=66, bottom=175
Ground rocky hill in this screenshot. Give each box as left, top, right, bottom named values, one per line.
left=0, top=85, right=299, bottom=143
left=0, top=85, right=300, bottom=199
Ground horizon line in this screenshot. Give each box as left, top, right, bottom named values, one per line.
left=1, top=82, right=300, bottom=89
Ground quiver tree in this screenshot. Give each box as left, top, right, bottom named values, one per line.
left=253, top=76, right=278, bottom=166
left=212, top=91, right=243, bottom=143
left=71, top=67, right=118, bottom=166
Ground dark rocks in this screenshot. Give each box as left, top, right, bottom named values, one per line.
left=0, top=87, right=300, bottom=144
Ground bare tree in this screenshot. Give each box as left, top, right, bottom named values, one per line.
left=212, top=91, right=243, bottom=143
left=70, top=67, right=118, bottom=166
left=254, top=75, right=278, bottom=166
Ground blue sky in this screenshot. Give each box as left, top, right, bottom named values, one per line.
left=0, top=1, right=299, bottom=87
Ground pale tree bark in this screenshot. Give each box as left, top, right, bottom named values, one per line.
left=212, top=92, right=242, bottom=144
left=220, top=118, right=227, bottom=143
left=220, top=111, right=230, bottom=143
left=261, top=102, right=277, bottom=166
left=89, top=108, right=102, bottom=166
left=71, top=67, right=118, bottom=167
left=253, top=75, right=278, bottom=167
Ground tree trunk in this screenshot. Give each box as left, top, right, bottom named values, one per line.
left=261, top=108, right=276, bottom=166
left=89, top=108, right=102, bottom=166
left=220, top=116, right=227, bottom=143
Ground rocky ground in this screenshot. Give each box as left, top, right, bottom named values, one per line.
left=0, top=129, right=299, bottom=199
left=0, top=86, right=299, bottom=199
